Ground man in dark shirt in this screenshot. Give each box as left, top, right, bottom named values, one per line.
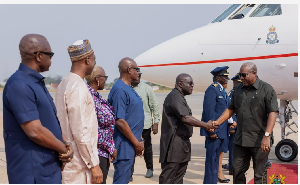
left=2, top=34, right=73, bottom=183
left=215, top=62, right=278, bottom=184
left=159, top=73, right=217, bottom=184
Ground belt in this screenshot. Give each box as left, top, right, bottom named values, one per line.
left=3, top=131, right=29, bottom=140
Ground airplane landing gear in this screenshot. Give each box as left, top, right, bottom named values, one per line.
left=275, top=100, right=298, bottom=162
left=275, top=139, right=298, bottom=162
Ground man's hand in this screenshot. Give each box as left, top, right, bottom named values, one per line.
left=205, top=120, right=215, bottom=132
left=134, top=141, right=144, bottom=157
left=229, top=124, right=236, bottom=135
left=152, top=123, right=159, bottom=135
left=59, top=142, right=74, bottom=163
left=91, top=165, right=103, bottom=184
left=210, top=133, right=218, bottom=140
left=110, top=149, right=117, bottom=162
left=261, top=136, right=271, bottom=152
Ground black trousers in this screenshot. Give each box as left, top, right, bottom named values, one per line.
left=159, top=161, right=189, bottom=184
left=99, top=156, right=110, bottom=184
left=131, top=128, right=154, bottom=176
left=232, top=144, right=269, bottom=184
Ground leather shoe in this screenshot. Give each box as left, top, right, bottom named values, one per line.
left=145, top=169, right=153, bottom=178
left=218, top=177, right=230, bottom=183
left=222, top=164, right=229, bottom=170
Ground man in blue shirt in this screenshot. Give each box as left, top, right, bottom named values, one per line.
left=3, top=34, right=73, bottom=184
left=108, top=57, right=144, bottom=184
left=200, top=66, right=230, bottom=184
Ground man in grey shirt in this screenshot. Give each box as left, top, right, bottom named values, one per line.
left=131, top=73, right=160, bottom=179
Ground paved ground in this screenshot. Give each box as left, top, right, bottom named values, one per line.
left=0, top=92, right=298, bottom=184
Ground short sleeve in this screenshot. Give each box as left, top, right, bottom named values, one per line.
left=5, top=81, right=39, bottom=125
left=266, top=86, right=279, bottom=113
left=169, top=95, right=190, bottom=120
left=109, top=88, right=128, bottom=120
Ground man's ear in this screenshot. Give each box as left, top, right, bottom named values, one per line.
left=177, top=81, right=183, bottom=88
left=85, top=57, right=90, bottom=65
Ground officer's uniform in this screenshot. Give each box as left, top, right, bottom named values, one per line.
left=227, top=74, right=241, bottom=173
left=200, top=66, right=230, bottom=184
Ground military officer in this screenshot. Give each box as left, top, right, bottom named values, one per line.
left=200, top=66, right=231, bottom=184
left=227, top=74, right=242, bottom=175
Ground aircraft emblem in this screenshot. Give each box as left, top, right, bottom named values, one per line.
left=266, top=25, right=279, bottom=44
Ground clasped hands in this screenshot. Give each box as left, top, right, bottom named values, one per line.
left=59, top=142, right=74, bottom=171
left=205, top=120, right=219, bottom=132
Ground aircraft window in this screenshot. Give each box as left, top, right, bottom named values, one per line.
left=229, top=4, right=255, bottom=20
left=211, top=4, right=241, bottom=23
left=250, top=4, right=282, bottom=17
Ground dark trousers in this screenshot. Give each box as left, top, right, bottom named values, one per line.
left=131, top=128, right=154, bottom=176
left=228, top=134, right=235, bottom=171
left=232, top=144, right=269, bottom=184
left=99, top=156, right=110, bottom=184
left=203, top=137, right=223, bottom=184
left=159, top=161, right=189, bottom=184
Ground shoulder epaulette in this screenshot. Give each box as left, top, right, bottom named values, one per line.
left=212, top=83, right=218, bottom=87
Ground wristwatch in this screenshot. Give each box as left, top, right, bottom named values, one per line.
left=141, top=138, right=145, bottom=142
left=265, top=132, right=270, bottom=137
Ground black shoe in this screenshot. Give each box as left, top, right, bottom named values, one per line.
left=229, top=170, right=233, bottom=175
left=222, top=164, right=229, bottom=170
left=129, top=177, right=133, bottom=182
left=145, top=169, right=153, bottom=178
left=266, top=161, right=272, bottom=169
left=218, top=177, right=230, bottom=183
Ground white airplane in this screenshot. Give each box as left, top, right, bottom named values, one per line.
left=135, top=4, right=298, bottom=162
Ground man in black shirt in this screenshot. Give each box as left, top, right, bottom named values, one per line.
left=159, top=73, right=217, bottom=184
left=215, top=62, right=278, bottom=184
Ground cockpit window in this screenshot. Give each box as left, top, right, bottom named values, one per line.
left=250, top=4, right=282, bottom=17
left=211, top=4, right=241, bottom=23
left=229, top=4, right=255, bottom=20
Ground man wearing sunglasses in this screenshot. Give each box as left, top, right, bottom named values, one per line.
left=159, top=73, right=217, bottom=184
left=201, top=66, right=231, bottom=184
left=108, top=57, right=144, bottom=184
left=3, top=34, right=73, bottom=183
left=214, top=62, right=278, bottom=184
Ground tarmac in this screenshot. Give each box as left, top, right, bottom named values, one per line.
left=0, top=91, right=298, bottom=184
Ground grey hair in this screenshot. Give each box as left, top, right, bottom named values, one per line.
left=242, top=62, right=257, bottom=72
left=85, top=65, right=102, bottom=85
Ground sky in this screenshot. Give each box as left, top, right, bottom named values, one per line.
left=0, top=4, right=231, bottom=82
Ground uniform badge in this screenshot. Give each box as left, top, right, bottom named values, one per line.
left=266, top=25, right=279, bottom=44
left=212, top=83, right=217, bottom=87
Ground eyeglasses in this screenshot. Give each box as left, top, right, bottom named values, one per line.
left=238, top=71, right=255, bottom=78
left=96, top=75, right=108, bottom=80
left=34, top=51, right=54, bottom=59
left=187, top=81, right=194, bottom=86
left=129, top=67, right=141, bottom=73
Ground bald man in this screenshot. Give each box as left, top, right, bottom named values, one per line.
left=108, top=57, right=144, bottom=184
left=159, top=73, right=216, bottom=184
left=3, top=34, right=73, bottom=183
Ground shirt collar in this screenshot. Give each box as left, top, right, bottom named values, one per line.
left=217, top=82, right=223, bottom=90
left=18, top=63, right=44, bottom=82
left=242, top=77, right=260, bottom=90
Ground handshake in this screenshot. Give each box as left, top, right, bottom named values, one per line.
left=205, top=120, right=219, bottom=132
